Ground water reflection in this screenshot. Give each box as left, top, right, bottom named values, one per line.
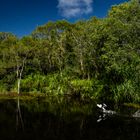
left=0, top=98, right=139, bottom=140
left=16, top=97, right=24, bottom=131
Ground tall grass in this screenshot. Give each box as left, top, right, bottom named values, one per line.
left=112, top=80, right=140, bottom=103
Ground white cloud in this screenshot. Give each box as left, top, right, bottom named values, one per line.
left=57, top=0, right=93, bottom=18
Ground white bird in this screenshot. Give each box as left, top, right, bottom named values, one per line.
left=97, top=103, right=107, bottom=110
left=97, top=103, right=116, bottom=114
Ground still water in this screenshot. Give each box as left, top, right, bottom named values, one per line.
left=0, top=97, right=140, bottom=140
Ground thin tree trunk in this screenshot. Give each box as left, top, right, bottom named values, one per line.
left=16, top=57, right=26, bottom=94
left=80, top=56, right=84, bottom=72
left=80, top=53, right=85, bottom=79
left=87, top=72, right=90, bottom=80
left=17, top=78, right=21, bottom=95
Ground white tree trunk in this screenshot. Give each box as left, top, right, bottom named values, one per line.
left=17, top=78, right=21, bottom=95
left=16, top=57, right=26, bottom=95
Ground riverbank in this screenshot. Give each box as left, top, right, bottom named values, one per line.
left=0, top=93, right=139, bottom=110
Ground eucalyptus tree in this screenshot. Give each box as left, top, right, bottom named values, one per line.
left=0, top=34, right=37, bottom=94
left=105, top=0, right=140, bottom=81
left=91, top=0, right=140, bottom=101
left=67, top=21, right=87, bottom=78
left=14, top=36, right=37, bottom=94
left=0, top=33, right=18, bottom=91
left=32, top=20, right=72, bottom=74
left=68, top=19, right=102, bottom=79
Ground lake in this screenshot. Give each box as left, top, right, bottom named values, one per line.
left=0, top=97, right=140, bottom=140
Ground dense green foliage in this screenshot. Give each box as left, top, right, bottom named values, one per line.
left=0, top=0, right=140, bottom=103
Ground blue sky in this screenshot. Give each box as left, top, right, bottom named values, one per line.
left=0, top=0, right=128, bottom=37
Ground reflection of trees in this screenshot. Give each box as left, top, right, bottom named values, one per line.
left=16, top=96, right=24, bottom=131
